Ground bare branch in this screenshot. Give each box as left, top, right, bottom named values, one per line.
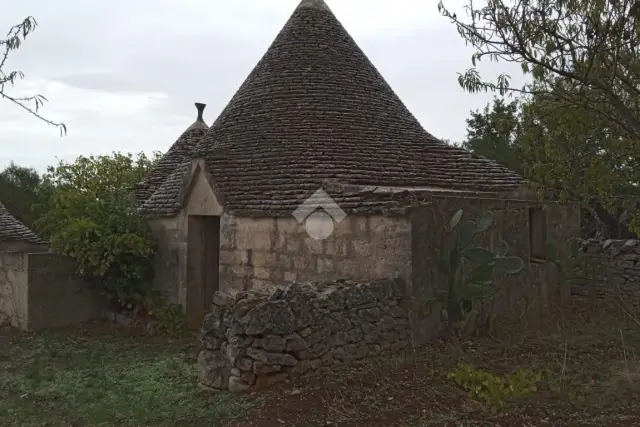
left=0, top=16, right=66, bottom=136
left=439, top=0, right=640, bottom=142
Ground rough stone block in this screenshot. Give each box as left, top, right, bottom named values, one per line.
left=293, top=256, right=314, bottom=271
left=253, top=233, right=274, bottom=251
left=276, top=217, right=302, bottom=235
left=286, top=237, right=302, bottom=253
left=231, top=265, right=252, bottom=277
left=335, top=259, right=359, bottom=277
left=252, top=252, right=277, bottom=267
left=333, top=219, right=352, bottom=237
left=325, top=239, right=347, bottom=257
left=303, top=237, right=323, bottom=254
left=352, top=240, right=372, bottom=257
left=275, top=233, right=287, bottom=251
left=219, top=250, right=235, bottom=265
left=317, top=258, right=334, bottom=274
left=251, top=266, right=270, bottom=280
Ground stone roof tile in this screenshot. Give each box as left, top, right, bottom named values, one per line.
left=134, top=103, right=208, bottom=204
left=0, top=202, right=46, bottom=244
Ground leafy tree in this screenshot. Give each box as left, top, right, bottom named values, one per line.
left=1, top=17, right=66, bottom=135
left=462, top=98, right=523, bottom=174
left=442, top=0, right=640, bottom=235
left=438, top=0, right=640, bottom=143
left=461, top=92, right=639, bottom=237
left=0, top=162, right=52, bottom=228
left=34, top=152, right=162, bottom=304
left=518, top=87, right=639, bottom=236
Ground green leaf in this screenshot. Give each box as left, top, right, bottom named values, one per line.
left=450, top=209, right=463, bottom=229
left=457, top=220, right=477, bottom=249
left=476, top=211, right=494, bottom=232
left=463, top=283, right=499, bottom=300
left=470, top=264, right=494, bottom=284
left=496, top=256, right=524, bottom=274
left=496, top=240, right=509, bottom=257
left=463, top=247, right=495, bottom=264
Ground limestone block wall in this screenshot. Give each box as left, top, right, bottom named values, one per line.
left=26, top=253, right=106, bottom=329
left=0, top=251, right=104, bottom=330
left=0, top=241, right=49, bottom=252
left=148, top=215, right=187, bottom=306
left=574, top=239, right=640, bottom=305
left=218, top=215, right=412, bottom=293
left=410, top=197, right=581, bottom=302
left=198, top=278, right=410, bottom=392
left=0, top=251, right=29, bottom=328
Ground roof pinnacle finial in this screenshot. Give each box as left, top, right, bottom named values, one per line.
left=195, top=103, right=206, bottom=122
left=296, top=0, right=331, bottom=11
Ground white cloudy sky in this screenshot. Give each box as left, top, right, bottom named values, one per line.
left=0, top=0, right=525, bottom=172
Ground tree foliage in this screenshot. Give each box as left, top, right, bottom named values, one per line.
left=462, top=97, right=523, bottom=174
left=462, top=93, right=639, bottom=237
left=1, top=17, right=66, bottom=135
left=0, top=162, right=52, bottom=229
left=444, top=0, right=640, bottom=235
left=34, top=152, right=162, bottom=303
left=439, top=0, right=640, bottom=143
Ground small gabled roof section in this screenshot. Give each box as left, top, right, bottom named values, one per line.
left=139, top=159, right=224, bottom=217
left=134, top=103, right=209, bottom=204
left=0, top=202, right=46, bottom=244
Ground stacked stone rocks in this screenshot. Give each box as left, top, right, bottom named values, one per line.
left=198, top=278, right=410, bottom=392
left=575, top=239, right=640, bottom=303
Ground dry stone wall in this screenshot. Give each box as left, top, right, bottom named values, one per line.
left=575, top=239, right=640, bottom=305
left=198, top=278, right=410, bottom=392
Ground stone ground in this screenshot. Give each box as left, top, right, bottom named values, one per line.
left=2, top=297, right=640, bottom=426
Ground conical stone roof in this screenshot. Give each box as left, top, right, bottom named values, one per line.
left=134, top=103, right=209, bottom=204
left=0, top=202, right=46, bottom=244
left=142, top=0, right=523, bottom=217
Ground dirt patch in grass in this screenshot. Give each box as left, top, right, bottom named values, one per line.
left=226, top=297, right=640, bottom=427
left=0, top=321, right=255, bottom=427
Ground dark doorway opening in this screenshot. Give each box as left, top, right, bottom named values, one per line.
left=186, top=215, right=220, bottom=329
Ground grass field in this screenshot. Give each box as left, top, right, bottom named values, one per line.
left=2, top=296, right=640, bottom=426
left=0, top=324, right=254, bottom=427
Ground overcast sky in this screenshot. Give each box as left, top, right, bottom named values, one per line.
left=0, top=0, right=525, bottom=172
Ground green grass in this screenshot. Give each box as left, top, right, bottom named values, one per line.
left=0, top=324, right=254, bottom=427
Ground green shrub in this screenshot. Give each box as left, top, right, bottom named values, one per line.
left=35, top=152, right=161, bottom=306
left=143, top=291, right=186, bottom=334
left=447, top=363, right=541, bottom=412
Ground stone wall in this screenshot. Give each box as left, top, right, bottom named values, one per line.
left=0, top=251, right=105, bottom=330
left=574, top=239, right=640, bottom=305
left=0, top=241, right=49, bottom=252
left=149, top=209, right=412, bottom=326
left=198, top=278, right=410, bottom=392
left=148, top=215, right=186, bottom=306
left=410, top=196, right=581, bottom=310
left=219, top=215, right=412, bottom=294
left=0, top=251, right=29, bottom=328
